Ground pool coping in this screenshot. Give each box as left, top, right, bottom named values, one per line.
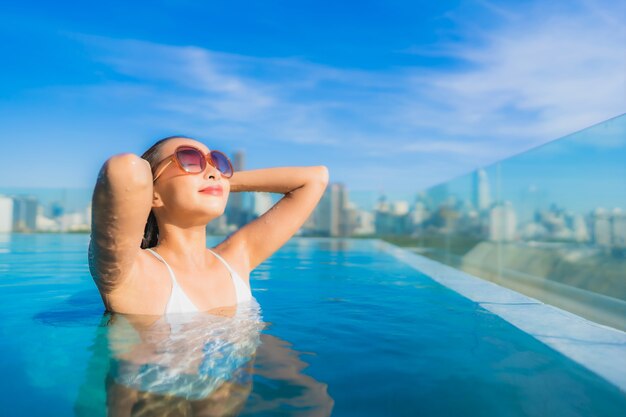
left=375, top=239, right=626, bottom=392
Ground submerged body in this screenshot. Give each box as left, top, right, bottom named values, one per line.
left=106, top=298, right=264, bottom=402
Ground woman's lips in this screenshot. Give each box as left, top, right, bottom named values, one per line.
left=199, top=185, right=223, bottom=196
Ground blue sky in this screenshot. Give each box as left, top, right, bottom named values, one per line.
left=0, top=0, right=624, bottom=198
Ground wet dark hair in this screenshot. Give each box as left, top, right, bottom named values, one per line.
left=140, top=135, right=190, bottom=249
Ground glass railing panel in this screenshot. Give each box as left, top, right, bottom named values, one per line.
left=408, top=114, right=626, bottom=330
left=492, top=115, right=626, bottom=329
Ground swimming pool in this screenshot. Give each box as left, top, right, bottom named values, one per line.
left=0, top=234, right=624, bottom=416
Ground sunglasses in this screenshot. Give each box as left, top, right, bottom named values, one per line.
left=152, top=145, right=234, bottom=183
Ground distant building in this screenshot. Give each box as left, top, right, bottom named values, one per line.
left=391, top=200, right=409, bottom=216
left=572, top=213, right=589, bottom=242
left=472, top=168, right=491, bottom=212
left=234, top=192, right=276, bottom=228
left=0, top=196, right=13, bottom=233
left=612, top=208, right=626, bottom=248
left=53, top=207, right=89, bottom=232
left=591, top=208, right=611, bottom=247
left=36, top=214, right=58, bottom=232
left=250, top=192, right=274, bottom=218
left=350, top=204, right=375, bottom=236
left=12, top=196, right=38, bottom=232
left=51, top=201, right=64, bottom=218
left=489, top=201, right=517, bottom=241
left=226, top=150, right=247, bottom=227
left=374, top=195, right=410, bottom=235
left=409, top=200, right=428, bottom=226
left=318, top=183, right=349, bottom=237
left=85, top=204, right=93, bottom=230
left=374, top=195, right=394, bottom=234
left=425, top=183, right=448, bottom=211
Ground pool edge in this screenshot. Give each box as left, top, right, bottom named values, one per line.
left=374, top=238, right=626, bottom=393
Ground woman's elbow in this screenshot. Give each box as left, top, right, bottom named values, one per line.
left=101, top=153, right=152, bottom=187
left=315, top=165, right=330, bottom=186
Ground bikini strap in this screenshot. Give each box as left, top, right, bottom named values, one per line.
left=207, top=248, right=237, bottom=274
left=145, top=248, right=179, bottom=286
left=208, top=248, right=249, bottom=302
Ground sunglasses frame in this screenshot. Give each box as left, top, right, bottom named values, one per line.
left=152, top=145, right=234, bottom=183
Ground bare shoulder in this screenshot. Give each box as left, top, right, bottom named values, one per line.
left=210, top=235, right=251, bottom=284
left=99, top=248, right=171, bottom=315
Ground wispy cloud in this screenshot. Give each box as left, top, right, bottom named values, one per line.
left=56, top=0, right=625, bottom=191
left=399, top=0, right=625, bottom=146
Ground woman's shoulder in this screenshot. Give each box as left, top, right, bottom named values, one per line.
left=100, top=249, right=171, bottom=314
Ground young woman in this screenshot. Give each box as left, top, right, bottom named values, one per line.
left=88, top=135, right=329, bottom=315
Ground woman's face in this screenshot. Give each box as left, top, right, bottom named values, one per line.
left=151, top=138, right=231, bottom=226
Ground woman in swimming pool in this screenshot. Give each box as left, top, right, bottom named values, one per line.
left=88, top=135, right=329, bottom=315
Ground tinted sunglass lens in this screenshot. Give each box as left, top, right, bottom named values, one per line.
left=176, top=148, right=205, bottom=173
left=211, top=151, right=233, bottom=177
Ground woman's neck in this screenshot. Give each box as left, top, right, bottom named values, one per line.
left=152, top=224, right=210, bottom=269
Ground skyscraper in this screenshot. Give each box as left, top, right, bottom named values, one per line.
left=611, top=208, right=626, bottom=248
left=0, top=196, right=13, bottom=233
left=472, top=168, right=491, bottom=212
left=12, top=196, right=38, bottom=232
left=489, top=201, right=517, bottom=241
left=318, top=183, right=349, bottom=237
left=592, top=208, right=611, bottom=247
left=227, top=150, right=247, bottom=226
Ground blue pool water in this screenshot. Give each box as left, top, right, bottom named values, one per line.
left=0, top=234, right=624, bottom=416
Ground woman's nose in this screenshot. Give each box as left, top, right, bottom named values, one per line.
left=203, top=159, right=222, bottom=180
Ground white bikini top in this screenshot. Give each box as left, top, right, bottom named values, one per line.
left=145, top=248, right=252, bottom=315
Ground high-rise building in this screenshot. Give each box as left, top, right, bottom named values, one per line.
left=250, top=192, right=274, bottom=218
left=592, top=208, right=611, bottom=247
left=318, top=183, right=349, bottom=237
left=0, top=196, right=13, bottom=233
left=611, top=207, right=626, bottom=248
left=489, top=201, right=517, bottom=241
left=227, top=150, right=247, bottom=226
left=572, top=213, right=589, bottom=242
left=472, top=168, right=491, bottom=212
left=12, top=196, right=38, bottom=232
left=426, top=183, right=448, bottom=211
left=374, top=195, right=393, bottom=235
left=409, top=200, right=428, bottom=227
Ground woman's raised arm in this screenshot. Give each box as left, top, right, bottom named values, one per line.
left=224, top=166, right=329, bottom=272
left=88, top=153, right=153, bottom=294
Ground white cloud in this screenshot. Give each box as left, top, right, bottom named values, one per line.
left=64, top=0, right=624, bottom=190
left=400, top=0, right=625, bottom=146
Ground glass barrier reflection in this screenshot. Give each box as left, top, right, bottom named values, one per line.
left=391, top=114, right=626, bottom=331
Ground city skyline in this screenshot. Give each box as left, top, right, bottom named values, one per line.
left=2, top=160, right=623, bottom=252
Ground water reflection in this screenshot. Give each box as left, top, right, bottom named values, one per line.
left=76, top=300, right=334, bottom=416
left=101, top=301, right=262, bottom=416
